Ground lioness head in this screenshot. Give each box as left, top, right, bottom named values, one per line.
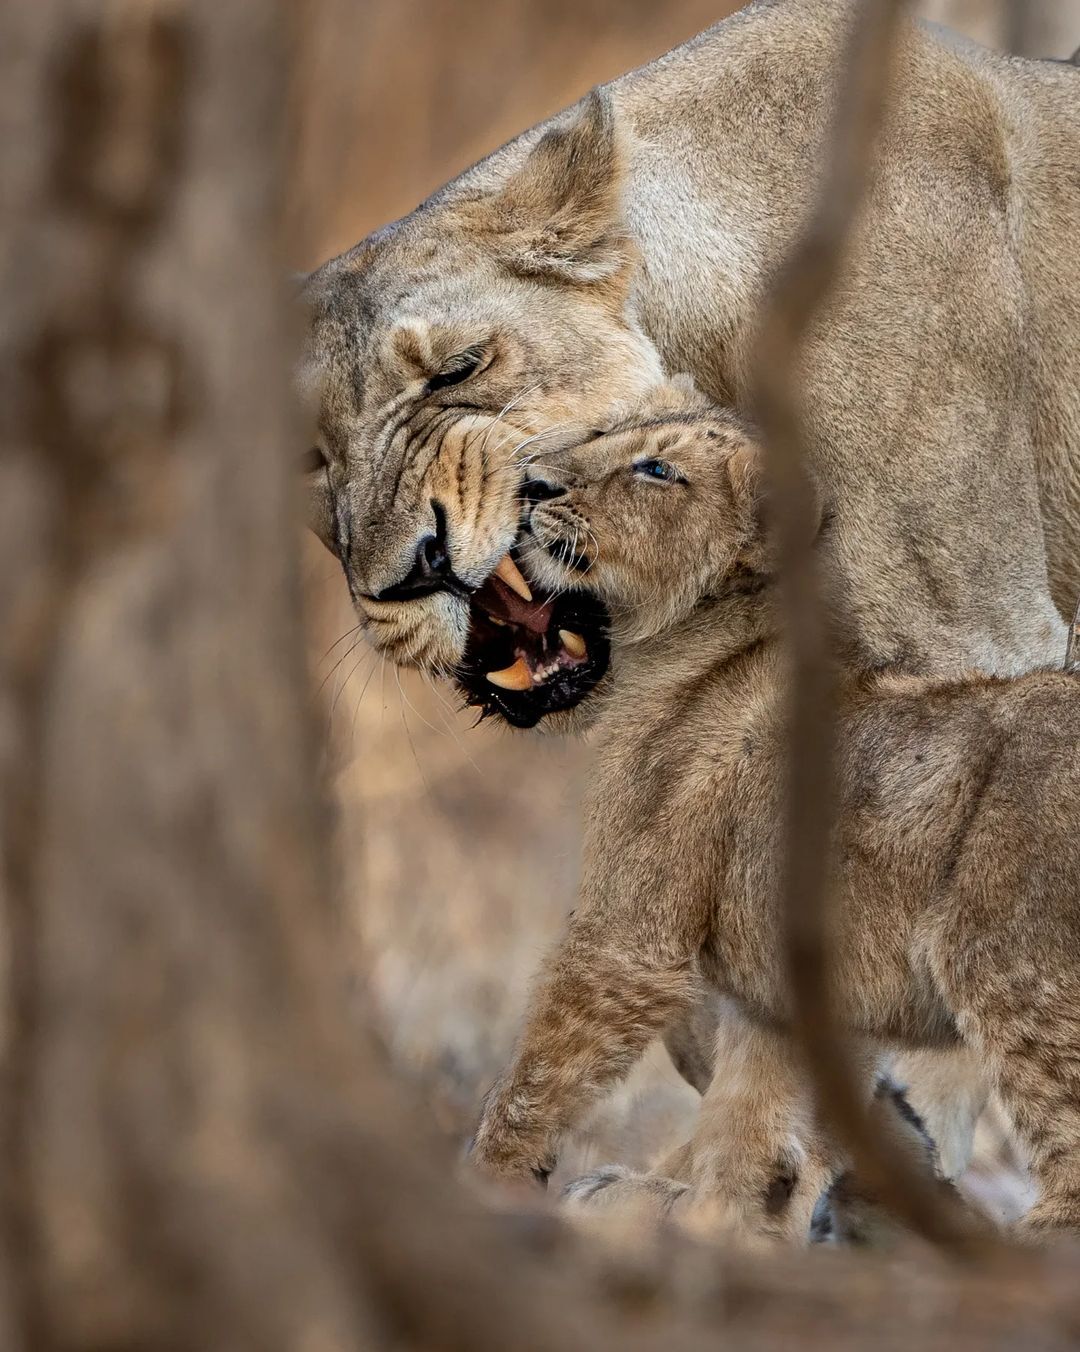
left=301, top=92, right=663, bottom=700
left=517, top=377, right=769, bottom=645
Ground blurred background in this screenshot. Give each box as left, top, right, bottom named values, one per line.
left=291, top=0, right=1066, bottom=1198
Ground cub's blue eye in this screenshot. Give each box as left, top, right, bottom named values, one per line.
left=634, top=458, right=679, bottom=482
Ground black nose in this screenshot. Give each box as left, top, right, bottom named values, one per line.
left=374, top=500, right=468, bottom=602
left=521, top=477, right=567, bottom=504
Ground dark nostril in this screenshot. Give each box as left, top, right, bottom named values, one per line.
left=521, top=478, right=567, bottom=504
left=422, top=531, right=450, bottom=575
left=371, top=499, right=466, bottom=602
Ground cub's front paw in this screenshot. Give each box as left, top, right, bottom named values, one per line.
left=464, top=1131, right=555, bottom=1196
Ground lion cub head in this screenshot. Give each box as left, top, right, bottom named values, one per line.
left=518, top=377, right=770, bottom=644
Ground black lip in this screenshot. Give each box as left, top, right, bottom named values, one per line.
left=543, top=539, right=592, bottom=575
left=455, top=588, right=610, bottom=729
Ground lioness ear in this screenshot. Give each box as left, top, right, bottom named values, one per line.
left=306, top=461, right=337, bottom=554
left=668, top=373, right=700, bottom=396
left=484, top=91, right=633, bottom=288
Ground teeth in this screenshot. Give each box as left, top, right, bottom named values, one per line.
left=486, top=657, right=534, bottom=691
left=494, top=554, right=533, bottom=603
left=559, top=629, right=587, bottom=660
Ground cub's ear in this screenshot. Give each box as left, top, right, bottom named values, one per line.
left=726, top=443, right=771, bottom=573
left=481, top=91, right=634, bottom=289
left=728, top=443, right=826, bottom=573
left=726, top=443, right=763, bottom=521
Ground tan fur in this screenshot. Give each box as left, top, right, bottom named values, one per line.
left=469, top=384, right=1080, bottom=1239
left=302, top=1, right=1080, bottom=1228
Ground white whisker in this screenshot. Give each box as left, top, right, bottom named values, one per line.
left=348, top=653, right=385, bottom=750
left=395, top=667, right=432, bottom=795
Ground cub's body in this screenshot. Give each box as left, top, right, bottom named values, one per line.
left=602, top=609, right=1079, bottom=1062
left=470, top=387, right=1080, bottom=1237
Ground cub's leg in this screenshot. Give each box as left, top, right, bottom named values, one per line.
left=469, top=909, right=698, bottom=1186
left=567, top=1007, right=860, bottom=1242
left=469, top=804, right=712, bottom=1186
left=930, top=894, right=1080, bottom=1234
left=566, top=1032, right=955, bottom=1246
left=661, top=984, right=725, bottom=1093
left=665, top=1011, right=846, bottom=1241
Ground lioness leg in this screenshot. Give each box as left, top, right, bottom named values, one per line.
left=892, top=1047, right=989, bottom=1181
left=811, top=1072, right=957, bottom=1246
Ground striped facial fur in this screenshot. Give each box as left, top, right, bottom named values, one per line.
left=518, top=377, right=770, bottom=646
left=300, top=93, right=663, bottom=689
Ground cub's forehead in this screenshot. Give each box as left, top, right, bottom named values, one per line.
left=629, top=409, right=754, bottom=449
left=605, top=412, right=727, bottom=450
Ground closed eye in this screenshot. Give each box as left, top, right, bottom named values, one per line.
left=426, top=344, right=487, bottom=395
left=632, top=457, right=684, bottom=484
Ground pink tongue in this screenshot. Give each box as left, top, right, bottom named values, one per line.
left=479, top=576, right=553, bottom=634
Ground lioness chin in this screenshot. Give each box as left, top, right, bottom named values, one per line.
left=468, top=378, right=1080, bottom=1240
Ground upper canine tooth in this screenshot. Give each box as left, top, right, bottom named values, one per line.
left=494, top=554, right=533, bottom=602
left=559, top=629, right=587, bottom=660
left=486, top=656, right=534, bottom=691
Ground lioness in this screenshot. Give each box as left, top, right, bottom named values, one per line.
left=302, top=1, right=1080, bottom=1219
left=467, top=377, right=1080, bottom=1238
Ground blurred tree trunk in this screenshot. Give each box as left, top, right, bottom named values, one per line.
left=0, top=4, right=606, bottom=1349
left=4, top=3, right=1080, bottom=1351
left=917, top=0, right=1080, bottom=54
left=916, top=0, right=1009, bottom=47
left=0, top=1, right=363, bottom=1345
left=1009, top=0, right=1080, bottom=58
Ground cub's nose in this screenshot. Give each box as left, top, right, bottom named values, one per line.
left=373, top=501, right=468, bottom=601
left=521, top=477, right=567, bottom=504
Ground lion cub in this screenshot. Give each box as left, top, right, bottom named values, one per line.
left=469, top=377, right=1080, bottom=1237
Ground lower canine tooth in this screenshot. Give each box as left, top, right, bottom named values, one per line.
left=486, top=656, right=534, bottom=691
left=559, top=629, right=587, bottom=659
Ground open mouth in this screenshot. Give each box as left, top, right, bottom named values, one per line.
left=456, top=554, right=610, bottom=729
